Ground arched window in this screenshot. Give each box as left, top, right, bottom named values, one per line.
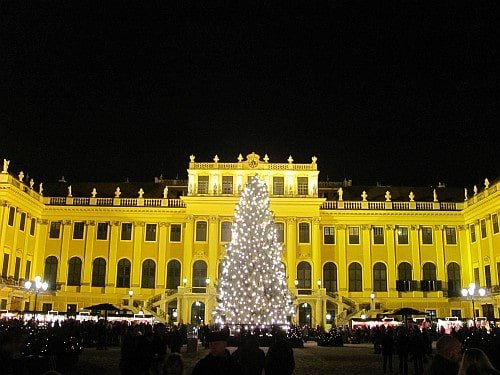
left=423, top=262, right=437, bottom=280
left=323, top=262, right=338, bottom=292
left=373, top=262, right=387, bottom=292
left=44, top=256, right=58, bottom=291
left=192, top=260, right=207, bottom=293
left=116, top=259, right=131, bottom=288
left=67, top=257, right=82, bottom=286
left=92, top=258, right=106, bottom=287
left=447, top=262, right=461, bottom=297
left=141, top=259, right=156, bottom=289
left=166, top=260, right=181, bottom=289
left=296, top=262, right=312, bottom=290
left=398, top=262, right=412, bottom=280
left=348, top=262, right=362, bottom=292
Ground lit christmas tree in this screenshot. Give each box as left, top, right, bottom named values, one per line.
left=215, top=175, right=292, bottom=326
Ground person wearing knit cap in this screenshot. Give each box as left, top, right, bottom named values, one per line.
left=191, top=331, right=242, bottom=375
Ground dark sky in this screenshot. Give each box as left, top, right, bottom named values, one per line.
left=1, top=2, right=498, bottom=188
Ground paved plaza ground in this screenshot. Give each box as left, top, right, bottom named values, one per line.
left=66, top=341, right=400, bottom=375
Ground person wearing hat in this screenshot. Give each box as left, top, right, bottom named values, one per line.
left=191, top=331, right=242, bottom=375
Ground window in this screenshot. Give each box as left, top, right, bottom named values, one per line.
left=473, top=267, right=480, bottom=286
left=492, top=214, right=499, bottom=234
left=141, top=260, right=156, bottom=289
left=19, top=212, right=26, bottom=231
left=67, top=257, right=82, bottom=286
left=44, top=256, right=58, bottom=291
left=197, top=176, right=209, bottom=194
left=116, top=259, right=131, bottom=288
left=485, top=265, right=492, bottom=289
left=445, top=227, right=457, bottom=245
left=170, top=224, right=182, bottom=242
left=323, top=262, right=338, bottom=292
left=49, top=221, right=61, bottom=239
left=2, top=254, right=9, bottom=278
left=166, top=260, right=181, bottom=289
left=423, top=262, right=437, bottom=281
left=273, top=176, right=284, bottom=195
left=220, top=221, right=232, bottom=242
left=497, top=262, right=500, bottom=288
left=42, top=303, right=52, bottom=313
left=421, top=227, right=433, bottom=244
left=29, top=218, right=36, bottom=236
left=373, top=227, right=384, bottom=245
left=323, top=226, right=335, bottom=244
left=222, top=176, right=233, bottom=194
left=145, top=224, right=157, bottom=242
left=96, top=222, right=109, bottom=240
left=348, top=227, right=360, bottom=245
left=397, top=226, right=409, bottom=245
left=297, top=177, right=308, bottom=195
left=451, top=310, right=462, bottom=318
left=397, top=262, right=412, bottom=291
left=297, top=262, right=312, bottom=289
left=121, top=223, right=132, bottom=241
left=14, top=257, right=21, bottom=280
left=298, top=222, right=310, bottom=243
left=92, top=258, right=106, bottom=287
left=195, top=221, right=207, bottom=242
left=348, top=263, right=362, bottom=292
left=7, top=206, right=15, bottom=226
left=373, top=262, right=387, bottom=292
left=447, top=262, right=461, bottom=297
left=25, top=260, right=31, bottom=280
left=275, top=222, right=284, bottom=243
left=73, top=221, right=85, bottom=239
left=470, top=224, right=476, bottom=243
left=192, top=260, right=207, bottom=292
left=480, top=219, right=487, bottom=238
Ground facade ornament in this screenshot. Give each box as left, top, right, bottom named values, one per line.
left=433, top=189, right=438, bottom=202
left=2, top=159, right=10, bottom=173
left=410, top=224, right=417, bottom=230
left=287, top=155, right=294, bottom=164
left=484, top=178, right=490, bottom=189
left=18, top=171, right=24, bottom=182
left=237, top=184, right=242, bottom=193
left=338, top=187, right=343, bottom=201
left=361, top=191, right=367, bottom=201
left=91, top=188, right=97, bottom=197
left=409, top=191, right=415, bottom=202
left=464, top=188, right=468, bottom=201
left=111, top=221, right=120, bottom=227
left=361, top=224, right=370, bottom=230
left=473, top=185, right=478, bottom=195
left=189, top=154, right=195, bottom=162
left=87, top=220, right=96, bottom=226
left=237, top=154, right=243, bottom=162
left=138, top=188, right=144, bottom=198
left=39, top=182, right=43, bottom=195
left=386, top=224, right=395, bottom=230
left=311, top=156, right=317, bottom=165
left=313, top=184, right=317, bottom=195
left=29, top=178, right=34, bottom=189
left=114, top=187, right=121, bottom=198
left=163, top=186, right=168, bottom=198
left=213, top=155, right=219, bottom=163
left=188, top=184, right=193, bottom=194
left=263, top=154, right=269, bottom=163
left=385, top=191, right=391, bottom=202
left=68, top=185, right=72, bottom=197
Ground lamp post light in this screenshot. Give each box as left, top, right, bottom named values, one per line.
left=317, top=279, right=322, bottom=289
left=370, top=293, right=376, bottom=311
left=128, top=290, right=134, bottom=308
left=183, top=277, right=188, bottom=286
left=461, top=283, right=486, bottom=325
left=24, top=276, right=49, bottom=312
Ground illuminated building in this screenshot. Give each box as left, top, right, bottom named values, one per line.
left=0, top=153, right=499, bottom=326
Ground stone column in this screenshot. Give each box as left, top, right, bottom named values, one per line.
left=286, top=217, right=297, bottom=287
left=157, top=223, right=169, bottom=289
left=132, top=222, right=144, bottom=289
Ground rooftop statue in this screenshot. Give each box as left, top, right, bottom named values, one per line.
left=91, top=188, right=97, bottom=197
left=385, top=191, right=391, bottom=202
left=115, top=187, right=121, bottom=198
left=409, top=191, right=415, bottom=202
left=2, top=159, right=9, bottom=173
left=338, top=187, right=343, bottom=201
left=433, top=189, right=438, bottom=202
left=138, top=188, right=144, bottom=198
left=163, top=186, right=168, bottom=198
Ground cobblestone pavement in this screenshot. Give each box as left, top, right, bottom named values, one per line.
left=68, top=342, right=396, bottom=375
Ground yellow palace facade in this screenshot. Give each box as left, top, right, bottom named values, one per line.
left=1, top=153, right=499, bottom=327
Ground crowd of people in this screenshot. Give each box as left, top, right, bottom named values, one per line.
left=2, top=316, right=500, bottom=375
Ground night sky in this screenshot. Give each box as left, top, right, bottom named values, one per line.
left=1, top=2, right=498, bottom=188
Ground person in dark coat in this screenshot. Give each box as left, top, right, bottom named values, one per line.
left=168, top=325, right=183, bottom=354
left=191, top=331, right=242, bottom=375
left=264, top=330, right=295, bottom=375
left=424, top=335, right=462, bottom=375
left=395, top=328, right=409, bottom=375
left=381, top=327, right=395, bottom=373
left=232, top=334, right=265, bottom=375
left=151, top=323, right=168, bottom=375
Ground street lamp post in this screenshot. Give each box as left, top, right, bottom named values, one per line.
left=24, top=276, right=49, bottom=312
left=461, top=283, right=485, bottom=326
left=370, top=293, right=376, bottom=311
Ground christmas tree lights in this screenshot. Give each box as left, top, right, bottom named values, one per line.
left=215, top=175, right=292, bottom=326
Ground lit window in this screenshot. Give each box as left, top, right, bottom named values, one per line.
left=297, top=177, right=308, bottom=195
left=275, top=222, right=285, bottom=243
left=197, top=176, right=209, bottom=194
left=397, top=227, right=409, bottom=245
left=222, top=176, right=233, bottom=194
left=221, top=221, right=232, bottom=242
left=273, top=177, right=284, bottom=195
